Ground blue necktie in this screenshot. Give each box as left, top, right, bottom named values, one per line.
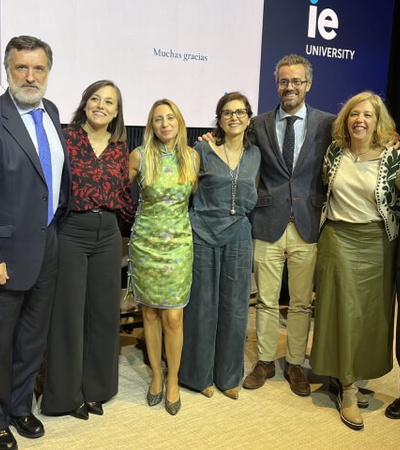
left=30, top=109, right=53, bottom=225
left=282, top=116, right=298, bottom=173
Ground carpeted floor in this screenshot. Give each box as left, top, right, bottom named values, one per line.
left=20, top=306, right=399, bottom=450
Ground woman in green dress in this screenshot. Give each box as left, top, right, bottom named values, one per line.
left=128, top=99, right=198, bottom=415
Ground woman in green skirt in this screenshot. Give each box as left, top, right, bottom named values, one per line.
left=310, top=91, right=400, bottom=431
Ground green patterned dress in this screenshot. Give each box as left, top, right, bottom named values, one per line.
left=127, top=146, right=194, bottom=308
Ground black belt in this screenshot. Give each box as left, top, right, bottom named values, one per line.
left=90, top=206, right=106, bottom=213
left=70, top=207, right=114, bottom=215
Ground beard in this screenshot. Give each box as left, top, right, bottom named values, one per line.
left=8, top=79, right=47, bottom=108
left=279, top=88, right=309, bottom=116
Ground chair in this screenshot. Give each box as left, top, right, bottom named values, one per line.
left=120, top=237, right=143, bottom=348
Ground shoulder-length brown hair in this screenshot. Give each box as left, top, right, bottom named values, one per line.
left=71, top=79, right=127, bottom=143
left=332, top=91, right=398, bottom=149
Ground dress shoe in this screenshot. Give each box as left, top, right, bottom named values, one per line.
left=165, top=397, right=181, bottom=415
left=329, top=377, right=369, bottom=408
left=86, top=402, right=103, bottom=416
left=385, top=397, right=400, bottom=419
left=223, top=388, right=239, bottom=400
left=9, top=414, right=44, bottom=439
left=284, top=364, right=311, bottom=397
left=243, top=360, right=275, bottom=389
left=201, top=386, right=214, bottom=398
left=0, top=428, right=18, bottom=450
left=337, top=384, right=364, bottom=430
left=147, top=388, right=163, bottom=407
left=69, top=404, right=89, bottom=420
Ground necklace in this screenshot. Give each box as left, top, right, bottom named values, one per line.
left=83, top=125, right=109, bottom=158
left=350, top=147, right=372, bottom=163
left=223, top=144, right=244, bottom=215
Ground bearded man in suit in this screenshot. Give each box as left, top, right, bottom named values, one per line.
left=0, top=35, right=70, bottom=450
left=243, top=54, right=334, bottom=396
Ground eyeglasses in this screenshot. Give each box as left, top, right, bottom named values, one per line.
left=220, top=108, right=248, bottom=119
left=278, top=79, right=308, bottom=88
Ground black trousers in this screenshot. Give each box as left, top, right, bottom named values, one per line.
left=41, top=211, right=121, bottom=414
left=0, top=223, right=57, bottom=428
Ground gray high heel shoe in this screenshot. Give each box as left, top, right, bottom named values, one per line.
left=146, top=388, right=163, bottom=407
left=165, top=397, right=181, bottom=415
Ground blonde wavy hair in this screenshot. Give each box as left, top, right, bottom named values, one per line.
left=332, top=91, right=398, bottom=149
left=142, top=99, right=196, bottom=186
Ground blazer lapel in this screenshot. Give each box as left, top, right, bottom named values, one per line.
left=264, top=109, right=289, bottom=173
left=1, top=90, right=46, bottom=181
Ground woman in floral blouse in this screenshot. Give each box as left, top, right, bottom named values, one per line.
left=41, top=80, right=134, bottom=420
left=310, top=91, right=400, bottom=431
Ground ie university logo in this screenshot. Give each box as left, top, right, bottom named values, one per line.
left=306, top=0, right=355, bottom=60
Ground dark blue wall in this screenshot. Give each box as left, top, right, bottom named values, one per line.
left=258, top=0, right=395, bottom=115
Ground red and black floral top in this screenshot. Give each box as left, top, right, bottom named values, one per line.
left=63, top=125, right=135, bottom=222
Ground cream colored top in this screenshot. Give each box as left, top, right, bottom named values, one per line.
left=327, top=149, right=382, bottom=223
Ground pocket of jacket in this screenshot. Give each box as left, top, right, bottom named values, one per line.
left=0, top=225, right=14, bottom=238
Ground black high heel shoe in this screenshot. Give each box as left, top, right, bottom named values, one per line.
left=69, top=403, right=89, bottom=420
left=86, top=401, right=104, bottom=415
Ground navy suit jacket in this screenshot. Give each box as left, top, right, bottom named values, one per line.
left=0, top=89, right=71, bottom=290
left=251, top=104, right=335, bottom=243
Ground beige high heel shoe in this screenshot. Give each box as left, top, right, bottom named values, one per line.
left=337, top=383, right=364, bottom=430
left=201, top=386, right=215, bottom=398
left=223, top=387, right=239, bottom=400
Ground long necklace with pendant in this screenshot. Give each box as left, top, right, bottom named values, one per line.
left=223, top=144, right=244, bottom=215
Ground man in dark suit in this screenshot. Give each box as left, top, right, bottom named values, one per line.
left=0, top=35, right=70, bottom=450
left=243, top=54, right=334, bottom=396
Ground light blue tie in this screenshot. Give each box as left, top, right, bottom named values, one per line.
left=30, top=109, right=53, bottom=225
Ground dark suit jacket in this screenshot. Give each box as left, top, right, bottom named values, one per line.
left=251, top=104, right=335, bottom=243
left=0, top=89, right=71, bottom=291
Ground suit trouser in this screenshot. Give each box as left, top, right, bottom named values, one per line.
left=41, top=211, right=121, bottom=414
left=0, top=223, right=57, bottom=428
left=254, top=223, right=316, bottom=365
left=180, top=224, right=252, bottom=392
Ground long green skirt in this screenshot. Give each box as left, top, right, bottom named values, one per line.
left=310, top=220, right=396, bottom=384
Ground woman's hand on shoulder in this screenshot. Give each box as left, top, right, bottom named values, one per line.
left=197, top=132, right=214, bottom=143
left=0, top=262, right=9, bottom=285
left=386, top=136, right=400, bottom=151
left=129, top=148, right=141, bottom=182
